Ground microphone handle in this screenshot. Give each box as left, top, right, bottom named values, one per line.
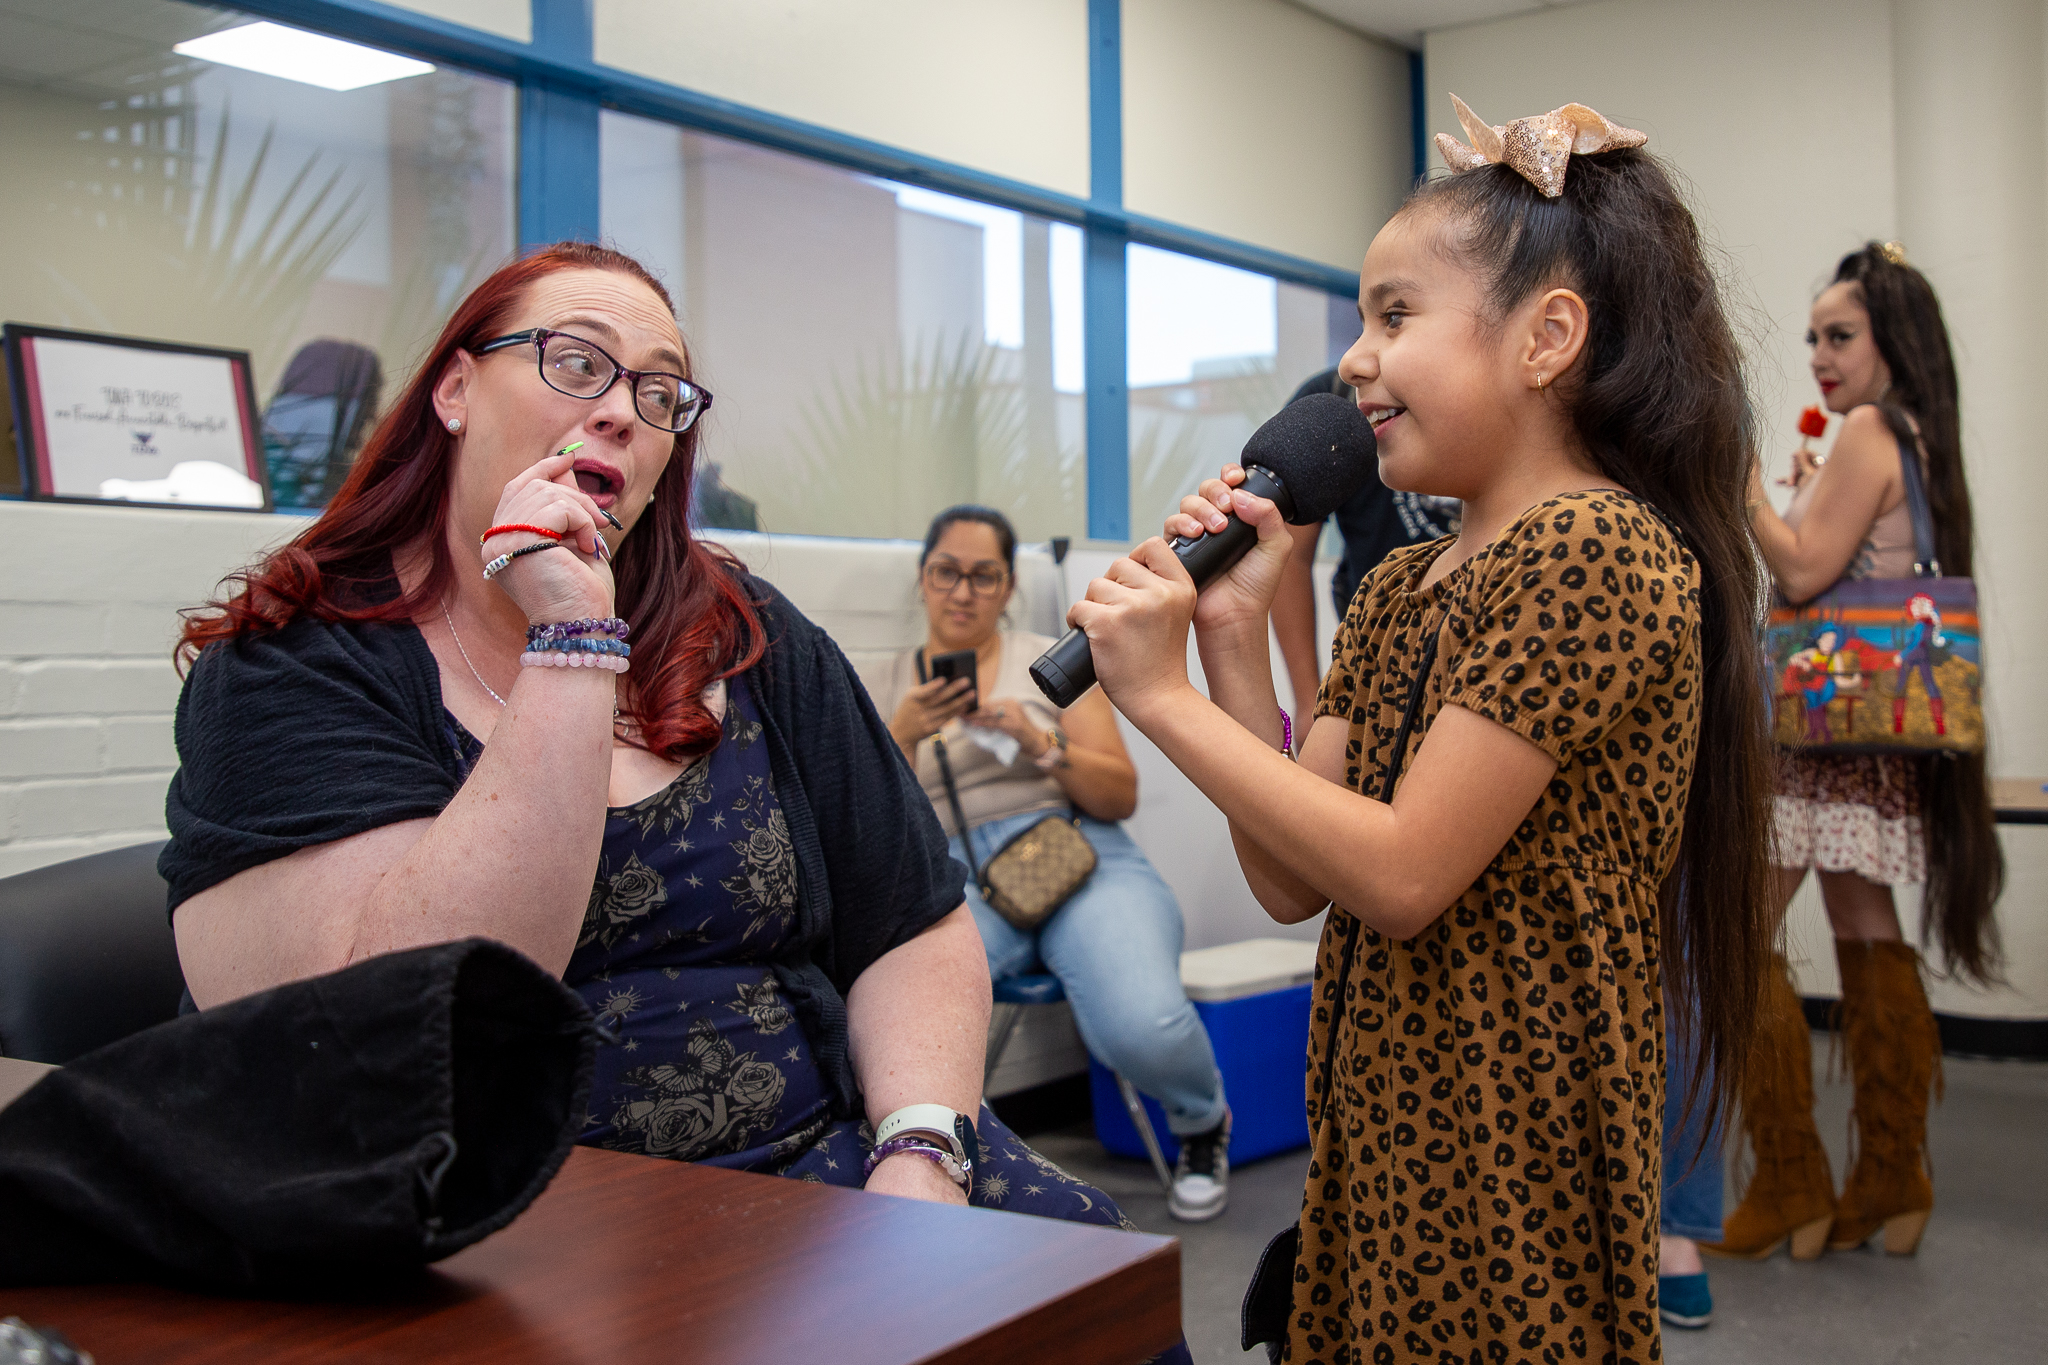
left=1029, top=466, right=1293, bottom=708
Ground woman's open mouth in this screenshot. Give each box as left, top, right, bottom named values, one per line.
left=1365, top=405, right=1405, bottom=435
left=573, top=458, right=624, bottom=508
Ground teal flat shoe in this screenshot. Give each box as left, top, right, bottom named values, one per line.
left=1659, top=1271, right=1713, bottom=1329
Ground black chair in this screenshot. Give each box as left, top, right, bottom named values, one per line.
left=0, top=841, right=186, bottom=1064
left=263, top=339, right=383, bottom=511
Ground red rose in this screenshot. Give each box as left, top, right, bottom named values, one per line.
left=1798, top=406, right=1828, bottom=439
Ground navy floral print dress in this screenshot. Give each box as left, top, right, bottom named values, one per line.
left=449, top=682, right=1133, bottom=1224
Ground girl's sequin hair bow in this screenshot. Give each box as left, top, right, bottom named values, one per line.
left=1435, top=93, right=1647, bottom=198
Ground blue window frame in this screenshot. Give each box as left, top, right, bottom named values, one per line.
left=211, top=0, right=1363, bottom=541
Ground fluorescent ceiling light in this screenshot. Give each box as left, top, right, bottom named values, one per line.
left=174, top=22, right=434, bottom=92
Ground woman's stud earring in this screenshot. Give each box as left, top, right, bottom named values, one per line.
left=447, top=418, right=462, bottom=433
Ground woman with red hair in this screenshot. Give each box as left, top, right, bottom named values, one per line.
left=162, top=245, right=1185, bottom=1319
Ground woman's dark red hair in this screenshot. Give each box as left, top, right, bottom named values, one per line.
left=177, top=241, right=765, bottom=761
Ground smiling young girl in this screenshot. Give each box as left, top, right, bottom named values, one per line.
left=1068, top=102, right=1774, bottom=1364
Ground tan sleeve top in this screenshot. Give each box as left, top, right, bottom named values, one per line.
left=869, top=631, right=1070, bottom=840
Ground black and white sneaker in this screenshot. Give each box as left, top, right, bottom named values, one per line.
left=1167, top=1111, right=1230, bottom=1222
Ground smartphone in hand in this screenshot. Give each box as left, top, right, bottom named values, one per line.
left=927, top=648, right=979, bottom=713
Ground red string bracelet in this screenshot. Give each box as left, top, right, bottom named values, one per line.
left=480, top=523, right=564, bottom=546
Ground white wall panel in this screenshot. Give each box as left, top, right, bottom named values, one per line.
left=1123, top=0, right=1411, bottom=272
left=593, top=0, right=1091, bottom=199
left=386, top=0, right=531, bottom=42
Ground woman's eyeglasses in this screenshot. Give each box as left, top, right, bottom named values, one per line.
left=924, top=563, right=1008, bottom=597
left=474, top=328, right=713, bottom=434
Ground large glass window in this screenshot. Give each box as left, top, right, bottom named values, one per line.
left=600, top=109, right=1086, bottom=542
left=1126, top=244, right=1355, bottom=543
left=0, top=2, right=515, bottom=504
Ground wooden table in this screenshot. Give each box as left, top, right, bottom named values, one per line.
left=4, top=1135, right=1180, bottom=1364
left=1993, top=776, right=2048, bottom=826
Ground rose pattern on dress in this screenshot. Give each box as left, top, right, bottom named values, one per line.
left=728, top=972, right=793, bottom=1035
left=580, top=850, right=668, bottom=949
left=721, top=775, right=798, bottom=942
left=620, top=755, right=713, bottom=841
left=554, top=672, right=1144, bottom=1262
left=608, top=1016, right=789, bottom=1161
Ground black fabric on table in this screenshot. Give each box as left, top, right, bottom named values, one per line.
left=159, top=564, right=967, bottom=1117
left=0, top=938, right=595, bottom=1289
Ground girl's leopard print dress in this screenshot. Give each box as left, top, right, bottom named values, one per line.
left=1295, top=492, right=1699, bottom=1365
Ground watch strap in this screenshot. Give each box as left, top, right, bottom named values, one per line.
left=876, top=1103, right=963, bottom=1147
left=874, top=1104, right=978, bottom=1179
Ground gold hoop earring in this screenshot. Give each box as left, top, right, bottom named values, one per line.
left=1535, top=374, right=1546, bottom=391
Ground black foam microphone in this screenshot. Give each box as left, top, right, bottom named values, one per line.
left=1029, top=391, right=1377, bottom=708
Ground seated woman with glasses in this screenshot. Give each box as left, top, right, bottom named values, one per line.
left=162, top=246, right=1194, bottom=1357
left=869, top=507, right=1232, bottom=1222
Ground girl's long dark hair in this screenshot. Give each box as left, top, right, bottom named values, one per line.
left=1407, top=151, right=1774, bottom=1126
left=177, top=242, right=765, bottom=762
left=1834, top=244, right=2003, bottom=981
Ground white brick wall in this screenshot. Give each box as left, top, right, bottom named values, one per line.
left=0, top=501, right=311, bottom=879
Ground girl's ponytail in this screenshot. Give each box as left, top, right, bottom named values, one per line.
left=1406, top=151, right=1776, bottom=1127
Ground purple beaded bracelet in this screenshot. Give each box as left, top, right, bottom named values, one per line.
left=527, top=617, right=629, bottom=645
left=862, top=1135, right=970, bottom=1192
left=1278, top=706, right=1293, bottom=756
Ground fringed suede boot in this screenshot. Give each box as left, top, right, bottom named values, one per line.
left=1828, top=939, right=1942, bottom=1255
left=1701, top=954, right=1836, bottom=1261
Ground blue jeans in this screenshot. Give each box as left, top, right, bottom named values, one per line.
left=954, top=811, right=1227, bottom=1138
left=1663, top=1003, right=1726, bottom=1241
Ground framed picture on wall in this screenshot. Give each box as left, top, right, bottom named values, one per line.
left=3, top=323, right=271, bottom=512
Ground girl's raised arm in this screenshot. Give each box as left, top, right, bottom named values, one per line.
left=1069, top=508, right=1559, bottom=939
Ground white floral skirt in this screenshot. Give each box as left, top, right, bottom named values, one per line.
left=1771, top=751, right=1925, bottom=885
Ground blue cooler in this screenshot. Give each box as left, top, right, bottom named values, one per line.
left=1091, top=937, right=1317, bottom=1165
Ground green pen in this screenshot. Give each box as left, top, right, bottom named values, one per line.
left=558, top=442, right=614, bottom=561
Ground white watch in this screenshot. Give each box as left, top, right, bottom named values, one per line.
left=875, top=1104, right=979, bottom=1171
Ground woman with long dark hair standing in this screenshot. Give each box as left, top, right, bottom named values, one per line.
left=1713, top=242, right=2004, bottom=1262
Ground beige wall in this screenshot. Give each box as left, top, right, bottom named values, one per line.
left=386, top=0, right=530, bottom=42
left=593, top=0, right=1092, bottom=200
left=1124, top=0, right=1413, bottom=270
left=1428, top=0, right=1898, bottom=451
left=1427, top=0, right=2048, bottom=1019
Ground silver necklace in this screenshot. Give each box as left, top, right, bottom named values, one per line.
left=441, top=603, right=506, bottom=707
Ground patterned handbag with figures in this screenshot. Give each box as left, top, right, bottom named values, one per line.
left=1763, top=427, right=1983, bottom=755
